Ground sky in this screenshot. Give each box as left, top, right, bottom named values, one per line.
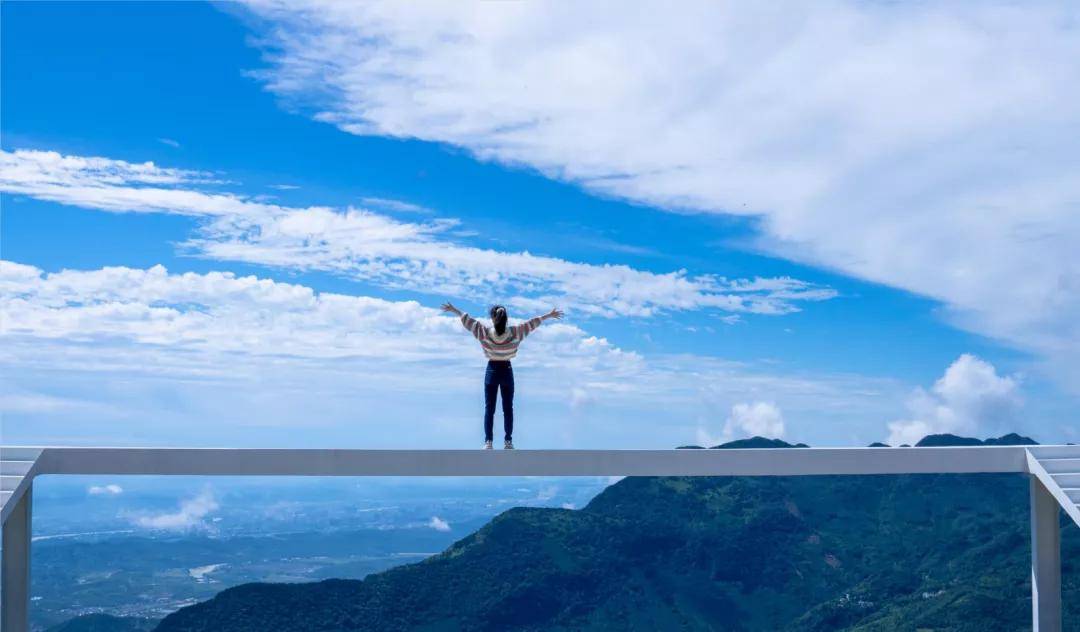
left=1, top=1, right=1077, bottom=450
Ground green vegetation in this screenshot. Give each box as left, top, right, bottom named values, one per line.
left=150, top=435, right=1078, bottom=631
left=45, top=614, right=157, bottom=632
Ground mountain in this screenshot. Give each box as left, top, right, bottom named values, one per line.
left=914, top=433, right=1037, bottom=447
left=153, top=435, right=1078, bottom=631
left=982, top=433, right=1040, bottom=446
left=714, top=437, right=809, bottom=449
left=46, top=614, right=157, bottom=632
left=678, top=437, right=810, bottom=450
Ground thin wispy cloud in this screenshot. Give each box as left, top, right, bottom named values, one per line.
left=157, top=138, right=181, bottom=148
left=0, top=148, right=835, bottom=319
left=237, top=0, right=1080, bottom=392
left=360, top=196, right=433, bottom=215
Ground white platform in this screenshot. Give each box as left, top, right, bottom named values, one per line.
left=2, top=444, right=1077, bottom=632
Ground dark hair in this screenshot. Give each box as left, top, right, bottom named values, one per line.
left=490, top=305, right=508, bottom=336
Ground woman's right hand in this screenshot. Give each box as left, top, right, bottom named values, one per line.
left=545, top=307, right=564, bottom=320
left=441, top=302, right=462, bottom=316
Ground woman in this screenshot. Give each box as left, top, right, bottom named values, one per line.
left=441, top=302, right=563, bottom=449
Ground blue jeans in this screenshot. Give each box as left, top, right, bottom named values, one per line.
left=484, top=360, right=514, bottom=442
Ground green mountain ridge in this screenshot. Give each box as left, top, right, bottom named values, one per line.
left=82, top=434, right=1080, bottom=630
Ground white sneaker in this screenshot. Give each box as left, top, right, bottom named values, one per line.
left=504, top=440, right=514, bottom=450
left=484, top=440, right=493, bottom=450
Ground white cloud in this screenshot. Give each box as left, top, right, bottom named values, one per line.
left=698, top=401, right=786, bottom=446
left=360, top=196, right=431, bottom=215
left=134, top=490, right=219, bottom=531
left=157, top=138, right=181, bottom=149
left=0, top=260, right=904, bottom=447
left=0, top=148, right=834, bottom=319
left=0, top=149, right=221, bottom=196
left=427, top=516, right=450, bottom=531
left=725, top=401, right=786, bottom=440
left=0, top=260, right=639, bottom=370
left=886, top=354, right=1022, bottom=446
left=88, top=484, right=123, bottom=496
left=268, top=183, right=300, bottom=190
left=236, top=0, right=1080, bottom=392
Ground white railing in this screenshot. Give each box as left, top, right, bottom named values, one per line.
left=2, top=445, right=1076, bottom=632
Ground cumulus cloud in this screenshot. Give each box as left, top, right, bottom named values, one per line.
left=134, top=490, right=219, bottom=531
left=427, top=516, right=450, bottom=532
left=886, top=354, right=1022, bottom=446
left=235, top=0, right=1080, bottom=391
left=88, top=484, right=123, bottom=496
left=0, top=148, right=834, bottom=319
left=697, top=401, right=786, bottom=446
left=725, top=402, right=785, bottom=439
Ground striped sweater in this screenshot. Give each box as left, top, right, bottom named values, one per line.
left=461, top=313, right=543, bottom=361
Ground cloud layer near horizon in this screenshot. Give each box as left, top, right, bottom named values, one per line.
left=237, top=0, right=1080, bottom=391
left=0, top=259, right=901, bottom=447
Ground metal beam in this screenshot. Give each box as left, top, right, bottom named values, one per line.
left=1, top=444, right=1071, bottom=630
left=30, top=445, right=1031, bottom=478
left=1031, top=477, right=1062, bottom=632
left=1, top=483, right=31, bottom=632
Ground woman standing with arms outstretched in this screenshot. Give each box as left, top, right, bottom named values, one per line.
left=441, top=302, right=563, bottom=449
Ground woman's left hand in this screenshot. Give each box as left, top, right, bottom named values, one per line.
left=545, top=307, right=564, bottom=320
left=441, top=302, right=462, bottom=316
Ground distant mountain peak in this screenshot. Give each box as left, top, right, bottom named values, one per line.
left=915, top=433, right=1038, bottom=447
left=982, top=432, right=1039, bottom=446
left=711, top=436, right=809, bottom=449
left=678, top=432, right=1040, bottom=451
left=915, top=434, right=984, bottom=447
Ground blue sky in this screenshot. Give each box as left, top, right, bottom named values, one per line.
left=2, top=1, right=1077, bottom=448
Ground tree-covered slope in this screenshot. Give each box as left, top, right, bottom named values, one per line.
left=46, top=614, right=157, bottom=632
left=155, top=437, right=1079, bottom=631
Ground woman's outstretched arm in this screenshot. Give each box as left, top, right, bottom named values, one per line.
left=442, top=302, right=486, bottom=341
left=518, top=307, right=563, bottom=339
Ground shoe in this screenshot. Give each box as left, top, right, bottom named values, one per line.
left=504, top=440, right=514, bottom=450
left=484, top=440, right=493, bottom=450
